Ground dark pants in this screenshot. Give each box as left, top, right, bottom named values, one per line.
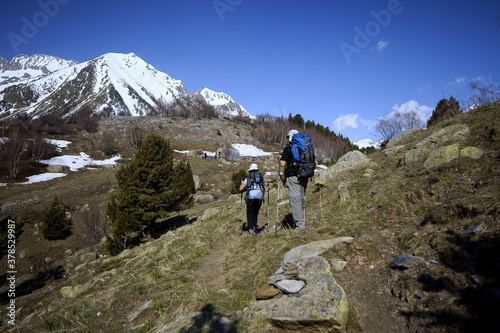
left=246, top=198, right=262, bottom=230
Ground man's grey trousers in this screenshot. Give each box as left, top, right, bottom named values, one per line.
left=285, top=176, right=308, bottom=231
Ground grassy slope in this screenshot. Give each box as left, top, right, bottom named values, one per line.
left=1, top=104, right=499, bottom=332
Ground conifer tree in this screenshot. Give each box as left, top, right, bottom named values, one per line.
left=106, top=133, right=194, bottom=255
left=426, top=96, right=461, bottom=128
left=41, top=196, right=71, bottom=240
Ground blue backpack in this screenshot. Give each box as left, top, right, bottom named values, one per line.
left=247, top=172, right=265, bottom=200
left=291, top=133, right=316, bottom=178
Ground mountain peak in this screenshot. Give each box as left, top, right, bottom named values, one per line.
left=0, top=53, right=251, bottom=120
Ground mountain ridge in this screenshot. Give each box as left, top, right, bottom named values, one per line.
left=0, top=52, right=251, bottom=120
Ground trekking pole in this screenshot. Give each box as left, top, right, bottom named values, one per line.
left=239, top=191, right=243, bottom=222
left=276, top=164, right=280, bottom=233
left=267, top=187, right=270, bottom=231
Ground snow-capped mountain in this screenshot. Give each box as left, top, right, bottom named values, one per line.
left=189, top=87, right=253, bottom=119
left=0, top=54, right=78, bottom=86
left=0, top=53, right=250, bottom=119
left=352, top=138, right=382, bottom=149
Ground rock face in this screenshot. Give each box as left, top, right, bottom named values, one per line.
left=244, top=237, right=353, bottom=332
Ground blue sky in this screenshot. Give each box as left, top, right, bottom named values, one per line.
left=1, top=0, right=499, bottom=141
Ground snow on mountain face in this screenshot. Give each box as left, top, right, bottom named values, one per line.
left=351, top=138, right=382, bottom=149
left=0, top=54, right=78, bottom=86
left=0, top=53, right=250, bottom=120
left=189, top=87, right=253, bottom=119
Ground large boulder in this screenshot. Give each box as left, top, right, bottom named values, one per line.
left=423, top=143, right=460, bottom=169
left=315, top=151, right=376, bottom=186
left=386, top=128, right=423, bottom=148
left=244, top=256, right=349, bottom=332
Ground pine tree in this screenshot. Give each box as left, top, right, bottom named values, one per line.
left=426, top=96, right=461, bottom=127
left=106, top=134, right=194, bottom=255
left=41, top=196, right=71, bottom=240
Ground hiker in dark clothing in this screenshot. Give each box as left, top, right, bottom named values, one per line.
left=279, top=129, right=308, bottom=232
left=239, top=163, right=269, bottom=235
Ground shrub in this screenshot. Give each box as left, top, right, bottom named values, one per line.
left=426, top=96, right=461, bottom=128
left=231, top=169, right=247, bottom=194
left=106, top=134, right=195, bottom=255
left=41, top=196, right=72, bottom=240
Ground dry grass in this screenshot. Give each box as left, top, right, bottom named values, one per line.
left=2, top=105, right=499, bottom=332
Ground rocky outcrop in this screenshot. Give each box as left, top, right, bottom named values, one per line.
left=244, top=237, right=353, bottom=332
left=389, top=124, right=484, bottom=169
left=386, top=128, right=424, bottom=148
left=315, top=150, right=376, bottom=186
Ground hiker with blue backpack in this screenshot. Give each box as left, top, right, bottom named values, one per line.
left=278, top=129, right=316, bottom=232
left=239, top=163, right=269, bottom=235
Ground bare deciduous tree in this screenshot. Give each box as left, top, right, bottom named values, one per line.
left=75, top=204, right=106, bottom=247
left=129, top=126, right=145, bottom=149
left=374, top=108, right=423, bottom=142
left=101, top=132, right=117, bottom=156
left=465, top=82, right=500, bottom=108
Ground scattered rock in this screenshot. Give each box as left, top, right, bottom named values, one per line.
left=127, top=300, right=152, bottom=322
left=391, top=255, right=425, bottom=270
left=61, top=285, right=85, bottom=298
left=201, top=207, right=221, bottom=221
left=192, top=175, right=202, bottom=191
left=414, top=291, right=428, bottom=299
left=195, top=194, right=215, bottom=204
left=80, top=252, right=97, bottom=264
left=330, top=259, right=347, bottom=272
left=466, top=222, right=485, bottom=234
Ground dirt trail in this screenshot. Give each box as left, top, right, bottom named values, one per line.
left=191, top=240, right=230, bottom=291
left=189, top=219, right=408, bottom=332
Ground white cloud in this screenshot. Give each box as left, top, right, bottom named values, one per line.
left=333, top=114, right=359, bottom=131
left=333, top=114, right=376, bottom=133
left=376, top=39, right=389, bottom=52
left=392, top=100, right=433, bottom=121
left=447, top=76, right=466, bottom=86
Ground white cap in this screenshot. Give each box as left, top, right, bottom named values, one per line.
left=248, top=163, right=259, bottom=172
left=287, top=129, right=299, bottom=138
